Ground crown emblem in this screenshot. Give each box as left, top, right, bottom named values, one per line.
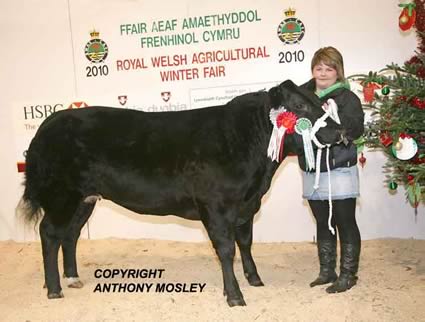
left=85, top=29, right=108, bottom=63
left=90, top=29, right=100, bottom=39
left=284, top=8, right=296, bottom=17
left=277, top=7, right=305, bottom=44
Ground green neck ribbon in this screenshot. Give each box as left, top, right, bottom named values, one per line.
left=316, top=81, right=350, bottom=99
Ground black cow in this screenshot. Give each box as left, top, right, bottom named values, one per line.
left=20, top=80, right=341, bottom=306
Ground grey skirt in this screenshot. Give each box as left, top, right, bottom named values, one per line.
left=302, top=165, right=360, bottom=200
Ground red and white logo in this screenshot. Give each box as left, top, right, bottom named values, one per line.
left=118, top=95, right=128, bottom=106
left=68, top=101, right=89, bottom=109
left=161, top=91, right=171, bottom=102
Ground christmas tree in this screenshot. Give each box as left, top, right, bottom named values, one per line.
left=350, top=1, right=424, bottom=209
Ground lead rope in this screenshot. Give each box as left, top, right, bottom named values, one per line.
left=313, top=148, right=322, bottom=190
left=325, top=146, right=335, bottom=235
left=310, top=111, right=335, bottom=235
left=312, top=145, right=334, bottom=235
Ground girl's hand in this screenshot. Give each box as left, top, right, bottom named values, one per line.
left=321, top=102, right=329, bottom=111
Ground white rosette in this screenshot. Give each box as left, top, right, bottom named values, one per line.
left=267, top=107, right=287, bottom=162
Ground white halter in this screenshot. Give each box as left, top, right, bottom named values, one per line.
left=309, top=98, right=341, bottom=235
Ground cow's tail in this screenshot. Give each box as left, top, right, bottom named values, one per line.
left=18, top=195, right=43, bottom=225
left=18, top=141, right=45, bottom=225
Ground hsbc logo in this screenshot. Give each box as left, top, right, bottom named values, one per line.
left=23, top=101, right=89, bottom=120
left=68, top=102, right=88, bottom=109
left=23, top=104, right=64, bottom=120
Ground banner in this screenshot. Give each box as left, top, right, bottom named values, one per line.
left=13, top=0, right=319, bottom=173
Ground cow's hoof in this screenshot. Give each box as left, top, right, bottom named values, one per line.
left=245, top=273, right=264, bottom=287
left=66, top=277, right=84, bottom=288
left=47, top=291, right=64, bottom=299
left=248, top=278, right=264, bottom=287
left=68, top=280, right=84, bottom=288
left=227, top=297, right=246, bottom=307
left=84, top=194, right=102, bottom=204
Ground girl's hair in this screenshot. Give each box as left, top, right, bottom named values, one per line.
left=311, top=46, right=345, bottom=81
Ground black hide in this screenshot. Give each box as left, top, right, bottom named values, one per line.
left=20, top=80, right=340, bottom=306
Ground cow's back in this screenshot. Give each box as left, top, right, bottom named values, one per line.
left=25, top=92, right=276, bottom=222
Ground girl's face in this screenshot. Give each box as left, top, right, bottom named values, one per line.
left=312, top=62, right=338, bottom=91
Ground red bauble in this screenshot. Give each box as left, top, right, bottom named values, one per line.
left=359, top=153, right=366, bottom=168
left=362, top=82, right=381, bottom=103
left=410, top=97, right=425, bottom=108
left=399, top=7, right=416, bottom=31
left=379, top=132, right=393, bottom=147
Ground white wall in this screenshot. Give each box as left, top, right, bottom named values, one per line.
left=0, top=0, right=423, bottom=242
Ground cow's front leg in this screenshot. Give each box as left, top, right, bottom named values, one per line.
left=215, top=239, right=245, bottom=307
left=202, top=212, right=245, bottom=307
left=236, top=218, right=264, bottom=286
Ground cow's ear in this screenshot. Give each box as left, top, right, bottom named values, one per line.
left=268, top=85, right=283, bottom=108
left=269, top=80, right=299, bottom=108
left=280, top=80, right=297, bottom=91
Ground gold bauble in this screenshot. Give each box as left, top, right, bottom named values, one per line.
left=399, top=15, right=408, bottom=25
left=394, top=142, right=403, bottom=151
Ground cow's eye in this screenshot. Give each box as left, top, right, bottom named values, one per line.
left=294, top=104, right=308, bottom=113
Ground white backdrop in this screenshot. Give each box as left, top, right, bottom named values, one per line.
left=0, top=0, right=423, bottom=242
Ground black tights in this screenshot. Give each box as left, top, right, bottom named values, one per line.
left=308, top=198, right=361, bottom=244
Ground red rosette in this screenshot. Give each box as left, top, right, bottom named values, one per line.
left=276, top=111, right=297, bottom=134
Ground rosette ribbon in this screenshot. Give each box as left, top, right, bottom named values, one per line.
left=267, top=107, right=297, bottom=162
left=295, top=118, right=315, bottom=171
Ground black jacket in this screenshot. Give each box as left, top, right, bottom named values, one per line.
left=296, top=79, right=365, bottom=172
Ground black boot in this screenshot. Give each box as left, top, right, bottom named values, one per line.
left=326, top=242, right=360, bottom=293
left=310, top=240, right=338, bottom=287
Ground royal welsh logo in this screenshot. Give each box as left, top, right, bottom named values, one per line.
left=277, top=8, right=305, bottom=44
left=84, top=30, right=109, bottom=63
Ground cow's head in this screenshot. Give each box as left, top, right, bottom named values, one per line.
left=268, top=80, right=343, bottom=145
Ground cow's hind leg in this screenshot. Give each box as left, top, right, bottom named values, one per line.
left=40, top=215, right=65, bottom=299
left=236, top=218, right=264, bottom=287
left=202, top=212, right=245, bottom=307
left=62, top=200, right=96, bottom=289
